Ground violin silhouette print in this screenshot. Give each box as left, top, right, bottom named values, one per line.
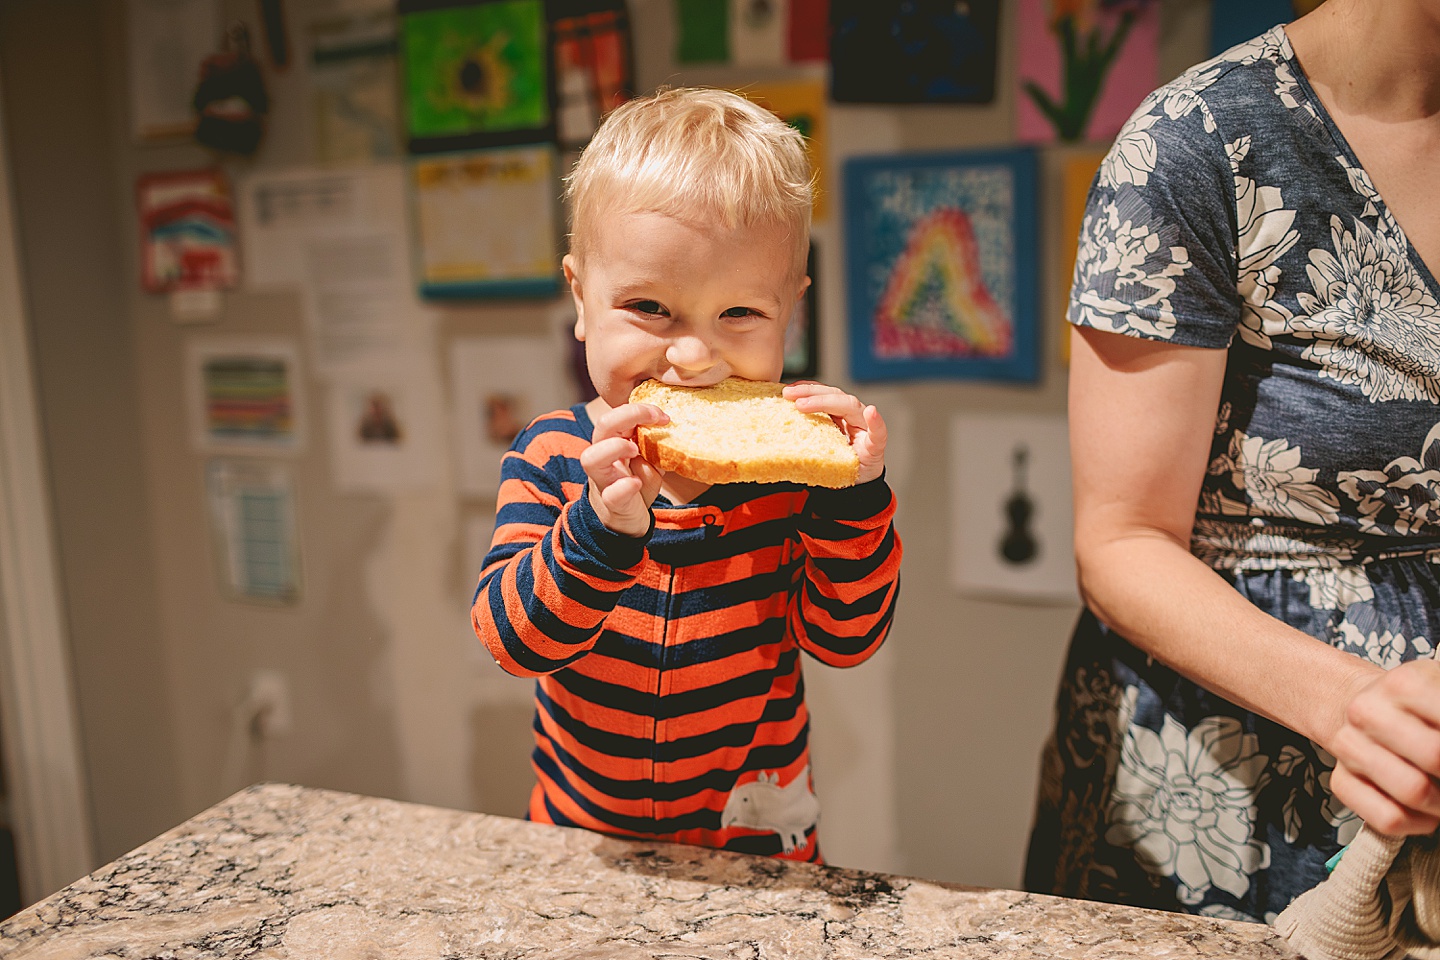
left=999, top=443, right=1039, bottom=565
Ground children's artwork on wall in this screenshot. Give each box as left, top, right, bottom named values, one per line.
left=787, top=0, right=828, bottom=62
left=843, top=148, right=1039, bottom=383
left=743, top=80, right=829, bottom=221
left=399, top=0, right=553, bottom=153
left=451, top=335, right=570, bottom=496
left=1056, top=148, right=1107, bottom=363
left=950, top=413, right=1077, bottom=604
left=205, top=459, right=303, bottom=605
left=1016, top=0, right=1159, bottom=144
left=830, top=0, right=1000, bottom=104
left=784, top=244, right=819, bottom=381
left=137, top=169, right=239, bottom=294
left=310, top=7, right=402, bottom=164
left=326, top=360, right=446, bottom=492
left=729, top=0, right=787, bottom=67
left=552, top=0, right=633, bottom=150
left=674, top=0, right=729, bottom=63
left=410, top=145, right=561, bottom=298
left=186, top=338, right=306, bottom=455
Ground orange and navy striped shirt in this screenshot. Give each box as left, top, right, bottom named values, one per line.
left=472, top=404, right=901, bottom=861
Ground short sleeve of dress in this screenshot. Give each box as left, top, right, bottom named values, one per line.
left=1068, top=92, right=1242, bottom=348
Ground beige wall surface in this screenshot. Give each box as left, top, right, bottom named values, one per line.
left=3, top=0, right=1211, bottom=893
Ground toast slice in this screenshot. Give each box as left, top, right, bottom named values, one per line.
left=630, top=377, right=860, bottom=488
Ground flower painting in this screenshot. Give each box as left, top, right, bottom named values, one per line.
left=1017, top=0, right=1160, bottom=143
left=843, top=149, right=1039, bottom=382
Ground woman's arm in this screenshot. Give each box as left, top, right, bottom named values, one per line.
left=1071, top=325, right=1440, bottom=834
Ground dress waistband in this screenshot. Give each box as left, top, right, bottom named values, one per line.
left=1191, top=516, right=1440, bottom=570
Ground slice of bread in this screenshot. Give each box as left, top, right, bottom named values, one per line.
left=630, top=377, right=860, bottom=488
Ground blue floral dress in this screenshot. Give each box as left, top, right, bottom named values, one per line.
left=1025, top=26, right=1440, bottom=924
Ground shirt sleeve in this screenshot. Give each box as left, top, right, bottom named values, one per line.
left=1068, top=90, right=1242, bottom=348
left=471, top=427, right=651, bottom=678
left=788, top=476, right=902, bottom=667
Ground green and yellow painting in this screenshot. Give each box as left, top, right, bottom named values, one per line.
left=402, top=0, right=549, bottom=140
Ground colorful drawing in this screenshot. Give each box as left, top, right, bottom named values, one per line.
left=830, top=0, right=999, bottom=104
left=399, top=0, right=552, bottom=152
left=844, top=149, right=1039, bottom=382
left=136, top=169, right=239, bottom=293
left=552, top=0, right=633, bottom=149
left=186, top=338, right=305, bottom=454
left=1016, top=0, right=1159, bottom=143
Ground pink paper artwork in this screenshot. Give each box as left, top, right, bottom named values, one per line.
left=1016, top=0, right=1160, bottom=144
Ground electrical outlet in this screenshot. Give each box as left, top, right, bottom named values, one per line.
left=246, top=669, right=292, bottom=739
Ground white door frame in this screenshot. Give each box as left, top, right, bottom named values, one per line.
left=0, top=63, right=98, bottom=903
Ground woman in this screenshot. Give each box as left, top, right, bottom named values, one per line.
left=1026, top=0, right=1440, bottom=923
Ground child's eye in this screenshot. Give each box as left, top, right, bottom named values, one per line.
left=721, top=307, right=760, bottom=320
left=630, top=300, right=667, bottom=317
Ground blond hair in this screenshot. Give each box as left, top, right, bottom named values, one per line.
left=565, top=87, right=813, bottom=272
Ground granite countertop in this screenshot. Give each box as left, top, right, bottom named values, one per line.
left=0, top=783, right=1299, bottom=959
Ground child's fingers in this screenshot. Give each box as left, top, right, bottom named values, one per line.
left=580, top=437, right=640, bottom=488
left=788, top=387, right=868, bottom=431
left=592, top=402, right=669, bottom=445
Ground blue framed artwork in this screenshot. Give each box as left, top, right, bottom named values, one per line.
left=843, top=148, right=1039, bottom=383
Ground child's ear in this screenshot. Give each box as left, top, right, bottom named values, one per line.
left=562, top=254, right=586, bottom=342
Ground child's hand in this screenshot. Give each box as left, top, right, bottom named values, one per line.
left=783, top=382, right=888, bottom=485
left=581, top=403, right=668, bottom=537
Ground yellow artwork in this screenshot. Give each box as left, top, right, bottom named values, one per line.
left=1057, top=149, right=1108, bottom=363
left=739, top=80, right=830, bottom=222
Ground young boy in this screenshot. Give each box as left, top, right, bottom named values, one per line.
left=472, top=87, right=901, bottom=862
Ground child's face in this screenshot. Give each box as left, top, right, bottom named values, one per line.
left=564, top=210, right=808, bottom=410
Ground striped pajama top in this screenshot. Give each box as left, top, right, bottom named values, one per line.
left=472, top=403, right=901, bottom=860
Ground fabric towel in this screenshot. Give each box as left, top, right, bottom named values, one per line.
left=1275, top=824, right=1440, bottom=959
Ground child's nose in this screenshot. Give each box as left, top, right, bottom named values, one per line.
left=665, top=335, right=716, bottom=372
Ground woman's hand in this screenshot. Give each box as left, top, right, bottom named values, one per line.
left=581, top=403, right=667, bottom=537
left=783, top=382, right=888, bottom=484
left=1329, top=659, right=1440, bottom=836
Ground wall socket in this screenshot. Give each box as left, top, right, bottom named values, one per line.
left=245, top=669, right=292, bottom=739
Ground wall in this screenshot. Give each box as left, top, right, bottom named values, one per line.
left=3, top=0, right=1211, bottom=892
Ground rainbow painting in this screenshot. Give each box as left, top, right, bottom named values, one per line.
left=844, top=148, right=1039, bottom=382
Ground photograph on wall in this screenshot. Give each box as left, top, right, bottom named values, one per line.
left=310, top=6, right=402, bottom=164
left=784, top=243, right=819, bottom=381
left=205, top=458, right=302, bottom=605
left=186, top=338, right=305, bottom=454
left=326, top=360, right=446, bottom=492
left=411, top=145, right=561, bottom=298
left=1016, top=0, right=1159, bottom=143
left=950, top=413, right=1077, bottom=604
left=137, top=169, right=239, bottom=294
left=552, top=0, right=633, bottom=149
left=843, top=148, right=1039, bottom=382
left=450, top=335, right=570, bottom=497
left=830, top=0, right=999, bottom=104
left=743, top=79, right=830, bottom=221
left=399, top=0, right=554, bottom=153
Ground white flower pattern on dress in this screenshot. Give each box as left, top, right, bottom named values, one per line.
left=1290, top=566, right=1373, bottom=612
left=1232, top=147, right=1300, bottom=349
left=1338, top=422, right=1440, bottom=536
left=1335, top=620, right=1433, bottom=670
left=1072, top=198, right=1193, bottom=339
left=1293, top=217, right=1440, bottom=403
left=1107, top=689, right=1271, bottom=904
left=1099, top=113, right=1161, bottom=189
left=1209, top=432, right=1340, bottom=525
